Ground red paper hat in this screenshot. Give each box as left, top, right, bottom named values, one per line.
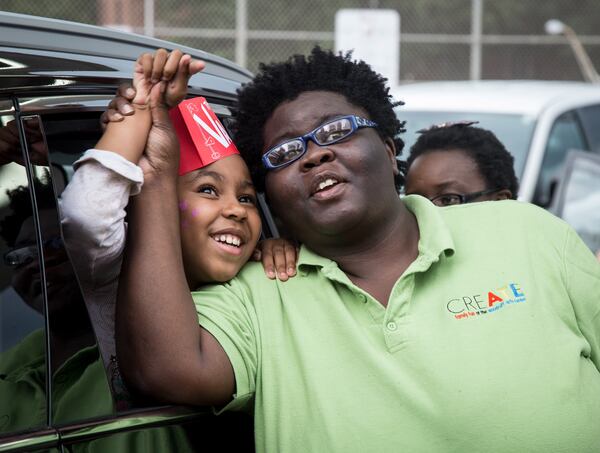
left=169, top=97, right=240, bottom=175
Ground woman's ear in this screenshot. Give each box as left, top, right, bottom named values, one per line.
left=384, top=138, right=399, bottom=176
left=494, top=189, right=513, bottom=200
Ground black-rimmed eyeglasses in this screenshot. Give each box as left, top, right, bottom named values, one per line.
left=429, top=188, right=500, bottom=207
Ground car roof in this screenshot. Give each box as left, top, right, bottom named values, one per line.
left=392, top=80, right=600, bottom=116
left=0, top=12, right=252, bottom=98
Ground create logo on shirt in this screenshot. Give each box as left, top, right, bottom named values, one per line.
left=446, top=283, right=526, bottom=320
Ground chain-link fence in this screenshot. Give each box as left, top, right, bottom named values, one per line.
left=3, top=0, right=600, bottom=83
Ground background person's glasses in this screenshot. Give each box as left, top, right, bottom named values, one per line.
left=262, top=115, right=378, bottom=170
left=430, top=188, right=500, bottom=206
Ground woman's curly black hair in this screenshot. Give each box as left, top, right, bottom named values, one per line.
left=406, top=124, right=519, bottom=198
left=232, top=46, right=405, bottom=192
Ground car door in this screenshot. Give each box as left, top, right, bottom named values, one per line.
left=12, top=92, right=254, bottom=452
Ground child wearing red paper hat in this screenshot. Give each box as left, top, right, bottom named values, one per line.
left=60, top=49, right=296, bottom=399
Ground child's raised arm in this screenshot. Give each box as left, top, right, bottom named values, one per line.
left=95, top=49, right=204, bottom=163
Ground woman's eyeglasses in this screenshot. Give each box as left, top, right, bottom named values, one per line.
left=262, top=115, right=378, bottom=170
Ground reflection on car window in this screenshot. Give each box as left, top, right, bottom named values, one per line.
left=0, top=105, right=115, bottom=439
left=21, top=113, right=114, bottom=425
left=0, top=100, right=48, bottom=436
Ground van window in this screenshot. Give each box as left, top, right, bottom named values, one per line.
left=578, top=104, right=600, bottom=154
left=534, top=111, right=587, bottom=207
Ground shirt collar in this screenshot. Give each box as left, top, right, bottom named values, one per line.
left=402, top=194, right=455, bottom=262
left=297, top=194, right=455, bottom=273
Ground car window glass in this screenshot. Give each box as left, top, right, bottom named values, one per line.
left=578, top=104, right=600, bottom=154
left=0, top=100, right=48, bottom=437
left=534, top=111, right=587, bottom=207
left=16, top=104, right=113, bottom=426
left=398, top=111, right=535, bottom=179
left=559, top=154, right=600, bottom=255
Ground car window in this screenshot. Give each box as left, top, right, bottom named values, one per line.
left=577, top=104, right=600, bottom=154
left=17, top=110, right=115, bottom=429
left=553, top=151, right=600, bottom=256
left=398, top=110, right=536, bottom=179
left=534, top=110, right=588, bottom=207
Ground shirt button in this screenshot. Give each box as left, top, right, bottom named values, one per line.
left=358, top=294, right=367, bottom=303
left=386, top=321, right=397, bottom=331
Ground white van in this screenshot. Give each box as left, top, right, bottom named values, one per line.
left=393, top=80, right=600, bottom=254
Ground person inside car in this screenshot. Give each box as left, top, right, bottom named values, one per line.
left=60, top=49, right=297, bottom=403
left=403, top=120, right=519, bottom=205
left=116, top=47, right=600, bottom=452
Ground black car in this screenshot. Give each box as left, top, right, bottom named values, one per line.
left=0, top=11, right=259, bottom=452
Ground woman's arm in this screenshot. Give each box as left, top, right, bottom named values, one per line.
left=116, top=74, right=235, bottom=407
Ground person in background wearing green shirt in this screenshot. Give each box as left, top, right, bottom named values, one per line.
left=116, top=46, right=600, bottom=452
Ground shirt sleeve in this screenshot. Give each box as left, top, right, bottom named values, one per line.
left=191, top=282, right=259, bottom=413
left=563, top=226, right=600, bottom=371
left=59, top=149, right=143, bottom=289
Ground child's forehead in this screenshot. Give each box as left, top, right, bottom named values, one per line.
left=179, top=155, right=254, bottom=187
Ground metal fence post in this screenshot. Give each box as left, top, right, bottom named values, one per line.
left=144, top=0, right=155, bottom=37
left=236, top=0, right=248, bottom=68
left=470, top=0, right=482, bottom=80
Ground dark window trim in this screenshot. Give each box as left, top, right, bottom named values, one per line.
left=13, top=96, right=53, bottom=426
left=57, top=406, right=210, bottom=445
left=0, top=429, right=59, bottom=453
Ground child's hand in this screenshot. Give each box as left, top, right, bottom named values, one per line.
left=100, top=51, right=204, bottom=129
left=132, top=49, right=170, bottom=105
left=163, top=53, right=205, bottom=107
left=253, top=238, right=298, bottom=281
left=135, top=49, right=204, bottom=107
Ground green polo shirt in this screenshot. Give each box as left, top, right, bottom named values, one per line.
left=193, top=195, right=600, bottom=453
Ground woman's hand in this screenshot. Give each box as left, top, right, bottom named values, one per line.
left=253, top=238, right=299, bottom=281
left=100, top=50, right=204, bottom=129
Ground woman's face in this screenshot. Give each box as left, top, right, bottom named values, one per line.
left=177, top=154, right=262, bottom=288
left=404, top=149, right=510, bottom=205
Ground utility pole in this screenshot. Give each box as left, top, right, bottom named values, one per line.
left=470, top=0, right=483, bottom=81
left=235, top=0, right=248, bottom=68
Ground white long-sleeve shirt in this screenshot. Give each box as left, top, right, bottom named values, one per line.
left=59, top=149, right=142, bottom=402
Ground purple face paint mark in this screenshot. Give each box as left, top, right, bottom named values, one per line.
left=191, top=208, right=200, bottom=217
left=179, top=200, right=188, bottom=211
